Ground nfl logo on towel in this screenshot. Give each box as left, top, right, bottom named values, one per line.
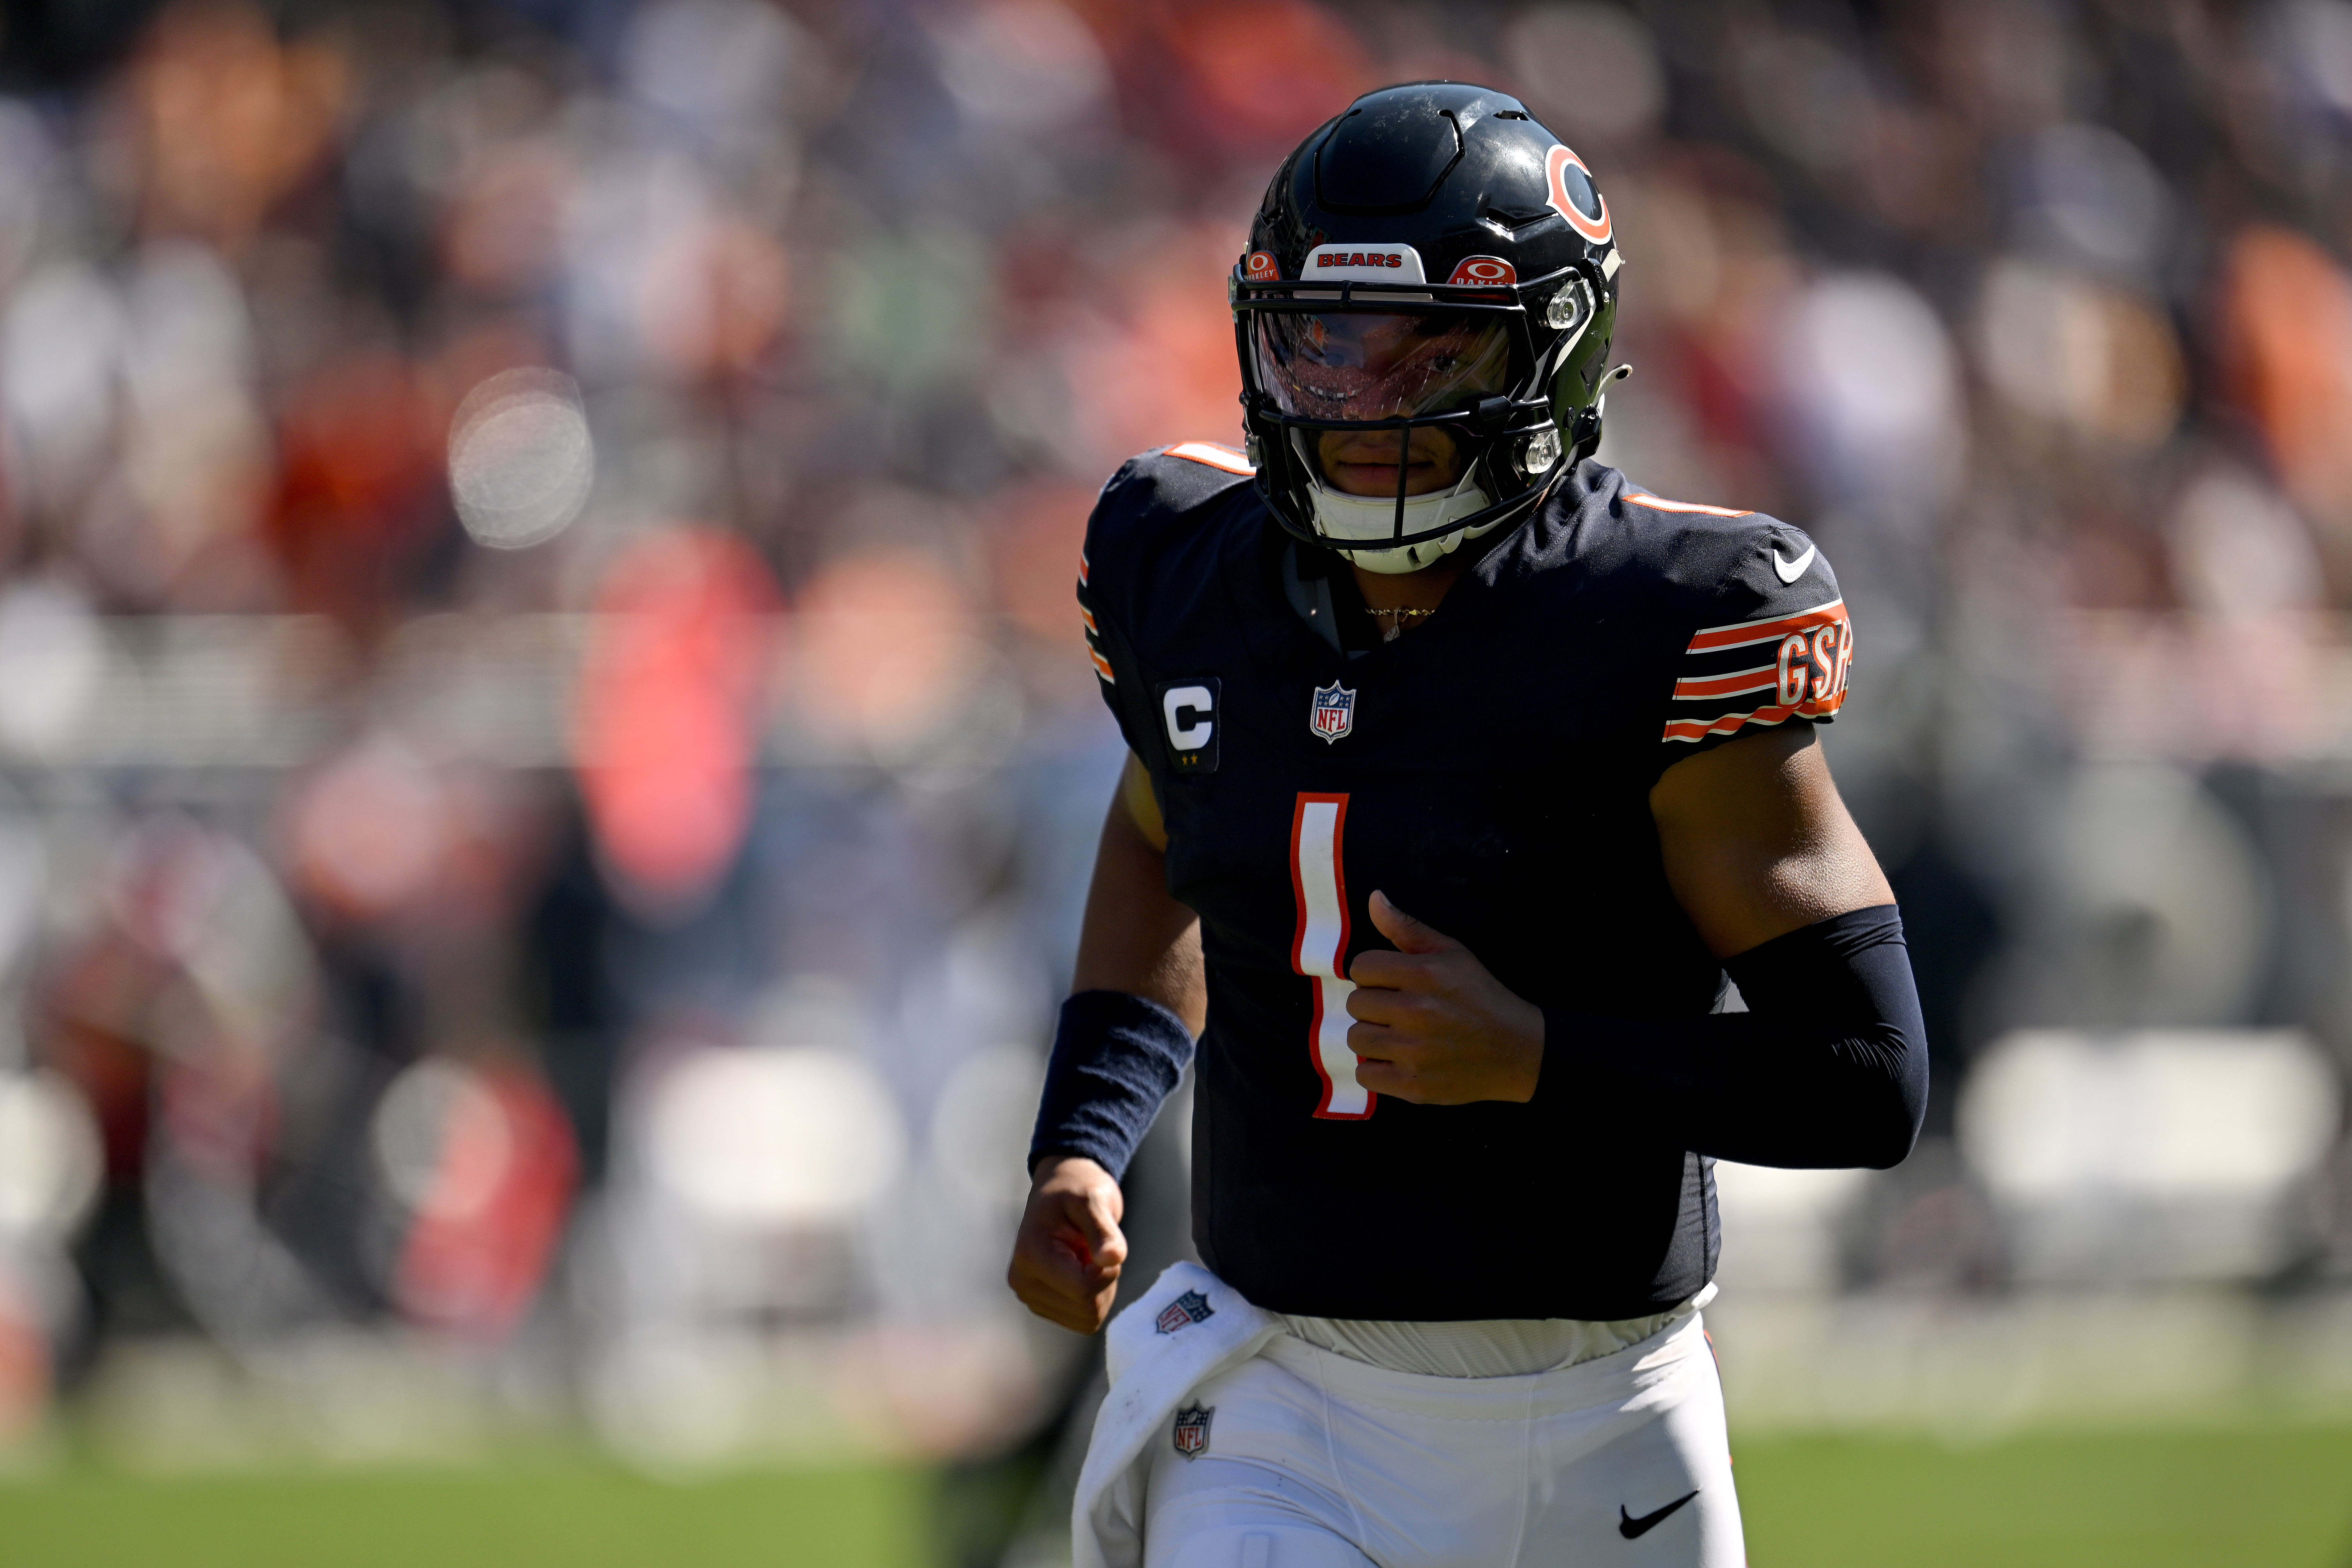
left=1309, top=681, right=1356, bottom=744
left=1173, top=1404, right=1213, bottom=1459
left=1155, top=1289, right=1214, bottom=1334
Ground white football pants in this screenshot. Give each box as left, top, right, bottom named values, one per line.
left=1140, top=1311, right=1743, bottom=1568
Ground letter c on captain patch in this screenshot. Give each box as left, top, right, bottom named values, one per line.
left=1156, top=678, right=1221, bottom=774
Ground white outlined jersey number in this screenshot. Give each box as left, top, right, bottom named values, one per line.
left=1289, top=793, right=1373, bottom=1119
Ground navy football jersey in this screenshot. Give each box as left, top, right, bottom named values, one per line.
left=1077, top=441, right=1853, bottom=1322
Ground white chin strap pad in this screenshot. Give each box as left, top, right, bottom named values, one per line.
left=1308, top=478, right=1494, bottom=575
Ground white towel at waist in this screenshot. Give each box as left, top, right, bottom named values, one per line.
left=1071, top=1261, right=1281, bottom=1568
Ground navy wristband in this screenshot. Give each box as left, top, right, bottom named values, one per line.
left=1027, top=990, right=1197, bottom=1183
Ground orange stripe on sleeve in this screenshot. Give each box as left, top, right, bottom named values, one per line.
left=1684, top=599, right=1846, bottom=654
left=1624, top=491, right=1753, bottom=519
left=1089, top=648, right=1116, bottom=683
left=1165, top=441, right=1256, bottom=475
left=1661, top=686, right=1847, bottom=742
left=1672, top=665, right=1777, bottom=700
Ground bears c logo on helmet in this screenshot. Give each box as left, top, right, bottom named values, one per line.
left=1545, top=146, right=1612, bottom=244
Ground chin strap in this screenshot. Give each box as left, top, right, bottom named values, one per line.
left=1307, top=469, right=1493, bottom=574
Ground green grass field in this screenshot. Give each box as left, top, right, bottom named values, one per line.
left=3, top=1426, right=2350, bottom=1567
left=1737, top=1426, right=2352, bottom=1568
left=0, top=1458, right=936, bottom=1568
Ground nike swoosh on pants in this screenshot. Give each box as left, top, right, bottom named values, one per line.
left=1619, top=1489, right=1700, bottom=1539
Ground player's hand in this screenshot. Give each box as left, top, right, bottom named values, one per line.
left=1346, top=890, right=1545, bottom=1104
left=1006, top=1154, right=1129, bottom=1334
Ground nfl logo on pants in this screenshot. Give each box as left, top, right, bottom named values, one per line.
left=1309, top=681, right=1356, bottom=744
left=1172, top=1403, right=1213, bottom=1459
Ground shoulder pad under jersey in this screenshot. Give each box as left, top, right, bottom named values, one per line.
left=1078, top=441, right=1259, bottom=699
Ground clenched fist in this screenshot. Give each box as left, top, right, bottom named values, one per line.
left=1346, top=890, right=1546, bottom=1105
left=1006, top=1154, right=1128, bottom=1333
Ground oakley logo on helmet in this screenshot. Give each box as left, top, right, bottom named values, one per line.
left=1545, top=145, right=1613, bottom=244
left=1447, top=256, right=1517, bottom=286
left=1300, top=244, right=1428, bottom=284
left=1244, top=250, right=1281, bottom=281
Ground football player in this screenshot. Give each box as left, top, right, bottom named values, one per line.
left=1009, top=82, right=1926, bottom=1568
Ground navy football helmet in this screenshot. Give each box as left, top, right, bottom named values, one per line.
left=1232, top=82, right=1627, bottom=571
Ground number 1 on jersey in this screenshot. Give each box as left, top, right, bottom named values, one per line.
left=1290, top=793, right=1373, bottom=1119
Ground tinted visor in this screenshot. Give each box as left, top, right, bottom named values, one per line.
left=1254, top=309, right=1511, bottom=423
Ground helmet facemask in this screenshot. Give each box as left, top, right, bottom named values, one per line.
left=1234, top=265, right=1607, bottom=572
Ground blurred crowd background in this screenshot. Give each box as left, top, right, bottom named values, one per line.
left=4, top=0, right=2352, bottom=1554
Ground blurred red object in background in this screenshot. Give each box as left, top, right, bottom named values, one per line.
left=388, top=1060, right=577, bottom=1344
left=268, top=349, right=444, bottom=625
left=572, top=526, right=778, bottom=916
left=985, top=477, right=1098, bottom=645
left=1145, top=0, right=1370, bottom=161
left=2220, top=226, right=2352, bottom=533
left=0, top=1271, right=47, bottom=1449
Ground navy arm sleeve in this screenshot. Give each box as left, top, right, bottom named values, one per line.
left=1027, top=990, right=1197, bottom=1182
left=1538, top=905, right=1927, bottom=1170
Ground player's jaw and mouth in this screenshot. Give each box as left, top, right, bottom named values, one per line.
left=1318, top=428, right=1463, bottom=498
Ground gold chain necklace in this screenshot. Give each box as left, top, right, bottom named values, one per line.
left=1365, top=605, right=1437, bottom=642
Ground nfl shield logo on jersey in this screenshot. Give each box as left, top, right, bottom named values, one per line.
left=1309, top=681, right=1356, bottom=744
left=1172, top=1403, right=1213, bottom=1459
left=1155, top=1289, right=1215, bottom=1334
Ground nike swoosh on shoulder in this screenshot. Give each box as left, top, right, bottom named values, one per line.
left=1771, top=544, right=1816, bottom=584
left=1619, top=1489, right=1700, bottom=1539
